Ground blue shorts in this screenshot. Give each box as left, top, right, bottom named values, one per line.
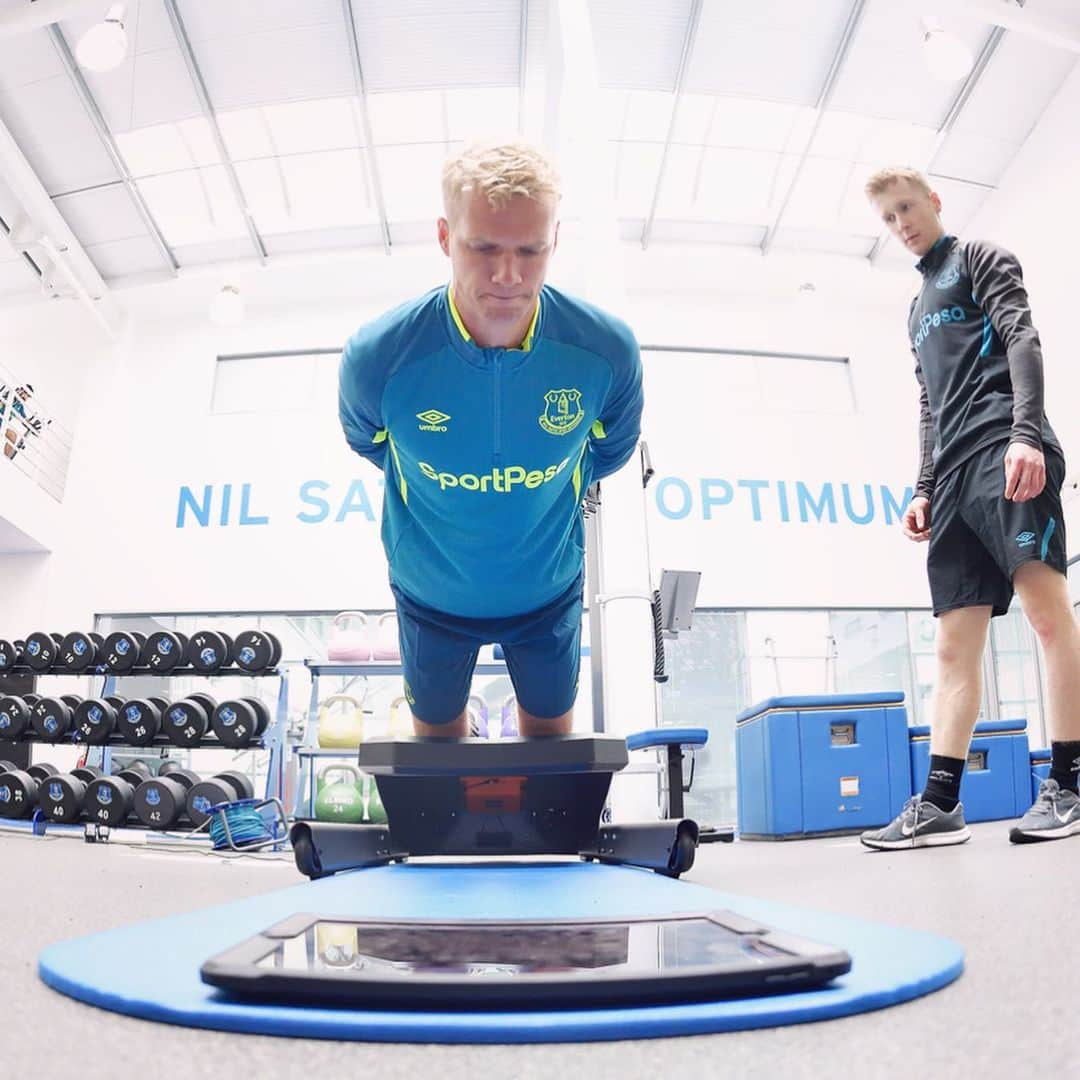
left=390, top=575, right=585, bottom=726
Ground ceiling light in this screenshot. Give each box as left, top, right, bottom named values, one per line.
left=75, top=4, right=128, bottom=73
left=209, top=285, right=245, bottom=326
left=921, top=17, right=974, bottom=82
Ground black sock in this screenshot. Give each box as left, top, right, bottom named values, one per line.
left=922, top=755, right=965, bottom=812
left=1050, top=740, right=1080, bottom=793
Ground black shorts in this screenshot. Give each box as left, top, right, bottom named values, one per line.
left=927, top=440, right=1067, bottom=617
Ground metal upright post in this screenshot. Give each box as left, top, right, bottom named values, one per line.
left=584, top=483, right=606, bottom=733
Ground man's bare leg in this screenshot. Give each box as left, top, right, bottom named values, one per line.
left=518, top=706, right=572, bottom=737
left=929, top=605, right=992, bottom=757
left=412, top=709, right=469, bottom=737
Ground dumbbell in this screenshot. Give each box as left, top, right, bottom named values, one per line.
left=186, top=770, right=257, bottom=828
left=188, top=630, right=235, bottom=674
left=157, top=759, right=183, bottom=777
left=143, top=631, right=190, bottom=673
left=22, top=631, right=64, bottom=673
left=101, top=631, right=147, bottom=673
left=35, top=765, right=106, bottom=824
left=0, top=760, right=62, bottom=818
left=210, top=698, right=271, bottom=748
left=133, top=769, right=200, bottom=829
left=233, top=630, right=283, bottom=673
left=58, top=631, right=105, bottom=673
left=114, top=697, right=171, bottom=747
left=0, top=639, right=25, bottom=671
left=0, top=694, right=41, bottom=739
left=163, top=693, right=217, bottom=747
left=0, top=760, right=15, bottom=774
left=72, top=696, right=126, bottom=744
left=84, top=761, right=153, bottom=827
left=30, top=695, right=84, bottom=741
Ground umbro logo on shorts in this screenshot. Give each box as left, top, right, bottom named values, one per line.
left=1015, top=531, right=1036, bottom=547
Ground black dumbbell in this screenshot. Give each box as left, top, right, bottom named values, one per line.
left=30, top=695, right=84, bottom=741
left=0, top=760, right=15, bottom=774
left=58, top=631, right=105, bottom=673
left=163, top=693, right=217, bottom=747
left=0, top=759, right=62, bottom=817
left=22, top=631, right=64, bottom=673
left=72, top=696, right=126, bottom=744
left=185, top=770, right=257, bottom=828
left=133, top=769, right=200, bottom=829
left=35, top=765, right=105, bottom=823
left=157, top=759, right=182, bottom=776
left=233, top=630, right=282, bottom=673
left=114, top=697, right=170, bottom=747
left=142, top=631, right=190, bottom=673
left=102, top=631, right=147, bottom=673
left=84, top=762, right=153, bottom=827
left=210, top=698, right=271, bottom=748
left=188, top=630, right=235, bottom=674
left=0, top=694, right=40, bottom=739
left=0, top=639, right=25, bottom=671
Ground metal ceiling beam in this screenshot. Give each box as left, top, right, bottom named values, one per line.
left=641, top=0, right=704, bottom=250
left=342, top=0, right=391, bottom=254
left=867, top=24, right=1005, bottom=263
left=760, top=0, right=870, bottom=255
left=162, top=0, right=267, bottom=264
left=518, top=0, right=529, bottom=133
left=0, top=112, right=123, bottom=335
left=49, top=25, right=179, bottom=278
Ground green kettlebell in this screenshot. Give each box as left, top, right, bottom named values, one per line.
left=363, top=772, right=388, bottom=825
left=315, top=763, right=365, bottom=823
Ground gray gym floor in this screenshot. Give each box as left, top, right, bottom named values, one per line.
left=3, top=823, right=1075, bottom=1078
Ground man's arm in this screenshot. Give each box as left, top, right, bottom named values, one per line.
left=966, top=241, right=1045, bottom=451
left=338, top=335, right=388, bottom=470
left=589, top=331, right=643, bottom=482
left=913, top=355, right=935, bottom=501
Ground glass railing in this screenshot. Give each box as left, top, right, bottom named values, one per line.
left=0, top=368, right=73, bottom=502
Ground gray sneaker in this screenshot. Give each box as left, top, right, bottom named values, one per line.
left=860, top=796, right=971, bottom=850
left=1009, top=779, right=1080, bottom=844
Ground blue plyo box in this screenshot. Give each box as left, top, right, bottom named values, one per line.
left=1030, top=747, right=1051, bottom=804
left=735, top=693, right=911, bottom=840
left=908, top=720, right=1031, bottom=822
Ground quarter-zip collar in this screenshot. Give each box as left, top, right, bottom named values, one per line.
left=916, top=234, right=956, bottom=277
left=442, top=285, right=542, bottom=366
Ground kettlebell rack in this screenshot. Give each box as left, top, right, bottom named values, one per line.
left=294, top=659, right=511, bottom=818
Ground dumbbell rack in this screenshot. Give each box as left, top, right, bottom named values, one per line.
left=0, top=662, right=290, bottom=843
left=294, top=659, right=510, bottom=818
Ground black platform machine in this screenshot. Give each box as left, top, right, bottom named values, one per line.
left=290, top=447, right=717, bottom=881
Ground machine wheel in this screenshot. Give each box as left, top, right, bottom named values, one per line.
left=292, top=829, right=327, bottom=880
left=658, top=831, right=697, bottom=878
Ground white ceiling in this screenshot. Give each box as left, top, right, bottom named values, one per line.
left=0, top=0, right=1075, bottom=304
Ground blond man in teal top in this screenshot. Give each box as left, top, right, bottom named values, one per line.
left=339, top=141, right=643, bottom=736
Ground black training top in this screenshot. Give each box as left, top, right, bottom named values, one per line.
left=908, top=235, right=1061, bottom=500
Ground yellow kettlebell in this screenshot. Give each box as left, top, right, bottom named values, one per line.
left=388, top=695, right=414, bottom=738
left=317, top=693, right=365, bottom=749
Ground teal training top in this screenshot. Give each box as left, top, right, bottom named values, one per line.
left=339, top=283, right=643, bottom=618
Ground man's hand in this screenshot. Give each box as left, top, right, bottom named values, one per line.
left=902, top=496, right=931, bottom=542
left=1003, top=442, right=1045, bottom=502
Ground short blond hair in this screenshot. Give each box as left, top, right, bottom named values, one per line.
left=864, top=167, right=933, bottom=200
left=442, top=140, right=561, bottom=220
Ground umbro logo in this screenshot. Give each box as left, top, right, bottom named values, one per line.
left=935, top=265, right=960, bottom=289
left=417, top=409, right=450, bottom=432
left=1016, top=531, right=1036, bottom=547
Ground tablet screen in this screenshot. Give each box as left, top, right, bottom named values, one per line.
left=254, top=917, right=794, bottom=978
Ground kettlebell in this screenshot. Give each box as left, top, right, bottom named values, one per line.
left=327, top=611, right=371, bottom=662
left=387, top=695, right=414, bottom=738
left=317, top=693, right=365, bottom=749
left=468, top=694, right=489, bottom=738
left=315, top=763, right=365, bottom=823
left=372, top=611, right=400, bottom=660
left=363, top=772, right=387, bottom=825
left=500, top=693, right=519, bottom=738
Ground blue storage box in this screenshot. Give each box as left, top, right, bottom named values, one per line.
left=735, top=692, right=911, bottom=840
left=908, top=720, right=1031, bottom=822
left=1030, top=747, right=1051, bottom=803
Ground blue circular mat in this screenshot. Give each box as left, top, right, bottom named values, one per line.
left=38, top=861, right=962, bottom=1042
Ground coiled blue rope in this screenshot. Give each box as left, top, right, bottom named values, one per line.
left=207, top=798, right=273, bottom=850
